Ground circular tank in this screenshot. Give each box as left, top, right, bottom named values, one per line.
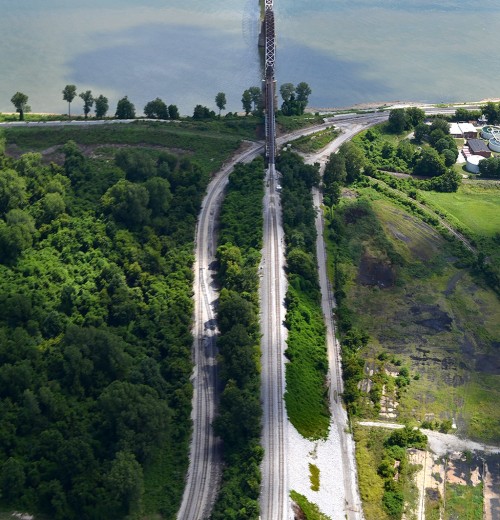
left=489, top=136, right=500, bottom=152
left=481, top=125, right=500, bottom=139
left=466, top=155, right=485, bottom=174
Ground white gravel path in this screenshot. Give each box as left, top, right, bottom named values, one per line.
left=288, top=420, right=346, bottom=520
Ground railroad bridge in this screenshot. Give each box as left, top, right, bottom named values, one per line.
left=263, top=0, right=277, bottom=164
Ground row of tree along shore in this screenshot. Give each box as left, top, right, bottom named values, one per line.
left=6, top=81, right=312, bottom=122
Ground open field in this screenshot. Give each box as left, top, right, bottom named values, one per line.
left=331, top=189, right=500, bottom=443
left=420, top=183, right=500, bottom=238
left=288, top=126, right=340, bottom=154
left=2, top=119, right=259, bottom=175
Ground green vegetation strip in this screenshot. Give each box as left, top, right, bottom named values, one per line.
left=309, top=463, right=320, bottom=492
left=354, top=426, right=426, bottom=520
left=289, top=126, right=340, bottom=154
left=0, top=139, right=219, bottom=518
left=278, top=151, right=330, bottom=439
left=290, top=491, right=331, bottom=520
left=211, top=158, right=264, bottom=519
left=4, top=119, right=251, bottom=175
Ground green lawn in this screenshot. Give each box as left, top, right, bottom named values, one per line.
left=421, top=183, right=500, bottom=237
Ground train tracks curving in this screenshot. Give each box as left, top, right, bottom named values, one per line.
left=177, top=143, right=263, bottom=520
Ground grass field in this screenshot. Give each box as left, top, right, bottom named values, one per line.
left=289, top=127, right=340, bottom=153
left=332, top=189, right=500, bottom=442
left=444, top=483, right=483, bottom=520
left=2, top=119, right=259, bottom=176
left=421, top=183, right=500, bottom=237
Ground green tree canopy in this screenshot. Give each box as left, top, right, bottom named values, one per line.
left=280, top=82, right=295, bottom=102
left=482, top=101, right=500, bottom=125
left=79, top=90, right=94, bottom=119
left=168, top=104, right=179, bottom=119
left=10, top=92, right=30, bottom=121
left=0, top=169, right=27, bottom=215
left=94, top=95, right=109, bottom=119
left=193, top=105, right=215, bottom=119
left=115, top=96, right=136, bottom=119
left=296, top=82, right=312, bottom=104
left=101, top=179, right=150, bottom=229
left=115, top=149, right=156, bottom=182
left=388, top=108, right=408, bottom=133
left=413, top=147, right=447, bottom=177
left=215, top=92, right=227, bottom=116
left=144, top=97, right=169, bottom=119
left=338, top=141, right=366, bottom=183
left=241, top=89, right=252, bottom=115
left=62, top=84, right=77, bottom=118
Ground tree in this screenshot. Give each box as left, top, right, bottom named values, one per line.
left=406, top=106, right=425, bottom=127
left=10, top=92, right=30, bottom=121
left=0, top=457, right=26, bottom=500
left=248, top=86, right=262, bottom=113
left=192, top=104, right=214, bottom=120
left=62, top=85, right=77, bottom=118
left=215, top=92, right=227, bottom=117
left=430, top=117, right=450, bottom=134
left=0, top=169, right=27, bottom=215
left=413, top=147, right=447, bottom=177
left=79, top=90, right=94, bottom=119
left=115, top=96, right=136, bottom=119
left=143, top=97, right=169, bottom=119
left=482, top=101, right=500, bottom=125
left=388, top=108, right=408, bottom=133
left=115, top=149, right=156, bottom=182
left=37, top=192, right=66, bottom=224
left=144, top=177, right=172, bottom=218
left=94, top=95, right=109, bottom=119
left=296, top=82, right=311, bottom=105
left=168, top=104, right=179, bottom=119
left=280, top=83, right=295, bottom=102
left=479, top=156, right=500, bottom=178
left=104, top=451, right=144, bottom=516
left=101, top=179, right=150, bottom=229
left=414, top=122, right=429, bottom=143
left=241, top=89, right=252, bottom=115
left=338, top=141, right=366, bottom=183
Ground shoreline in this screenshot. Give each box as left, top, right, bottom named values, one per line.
left=307, top=97, right=500, bottom=114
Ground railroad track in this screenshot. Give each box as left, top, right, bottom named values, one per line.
left=177, top=143, right=262, bottom=520
left=260, top=164, right=287, bottom=520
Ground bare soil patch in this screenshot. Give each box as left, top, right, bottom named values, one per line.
left=357, top=253, right=396, bottom=288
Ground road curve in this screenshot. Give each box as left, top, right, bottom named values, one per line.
left=177, top=142, right=263, bottom=520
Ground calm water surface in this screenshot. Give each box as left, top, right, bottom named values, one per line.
left=1, top=0, right=499, bottom=115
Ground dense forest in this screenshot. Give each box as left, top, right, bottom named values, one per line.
left=0, top=137, right=211, bottom=518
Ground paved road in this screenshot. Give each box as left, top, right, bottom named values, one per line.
left=259, top=162, right=289, bottom=520
left=177, top=142, right=263, bottom=520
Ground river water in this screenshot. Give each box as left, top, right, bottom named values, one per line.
left=1, top=0, right=500, bottom=115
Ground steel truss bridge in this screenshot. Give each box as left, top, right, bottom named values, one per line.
left=264, top=0, right=277, bottom=163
